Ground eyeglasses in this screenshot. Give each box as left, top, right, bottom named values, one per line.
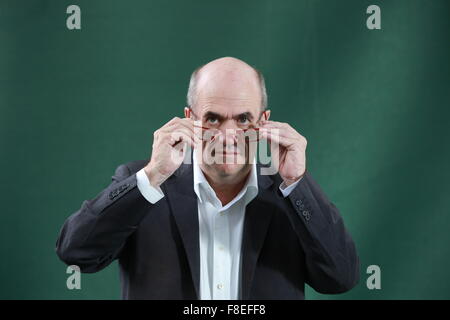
left=187, top=107, right=267, bottom=142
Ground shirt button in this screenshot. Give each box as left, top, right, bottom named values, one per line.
left=217, top=284, right=223, bottom=290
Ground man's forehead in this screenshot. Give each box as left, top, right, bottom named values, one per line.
left=196, top=97, right=260, bottom=114
left=197, top=95, right=257, bottom=104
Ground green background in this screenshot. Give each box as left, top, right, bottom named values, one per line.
left=1, top=0, right=449, bottom=299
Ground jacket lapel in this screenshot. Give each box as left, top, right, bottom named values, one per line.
left=163, top=162, right=201, bottom=299
left=240, top=167, right=274, bottom=300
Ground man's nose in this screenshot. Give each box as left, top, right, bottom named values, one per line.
left=217, top=122, right=240, bottom=145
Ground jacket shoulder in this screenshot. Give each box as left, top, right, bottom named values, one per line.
left=120, top=159, right=149, bottom=174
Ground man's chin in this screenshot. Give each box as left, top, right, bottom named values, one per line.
left=212, top=162, right=247, bottom=177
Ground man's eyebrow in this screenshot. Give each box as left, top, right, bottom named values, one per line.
left=203, top=111, right=255, bottom=121
left=203, top=111, right=225, bottom=121
left=232, top=112, right=254, bottom=121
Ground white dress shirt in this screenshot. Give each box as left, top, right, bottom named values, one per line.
left=135, top=157, right=301, bottom=300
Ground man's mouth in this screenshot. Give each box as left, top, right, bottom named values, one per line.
left=222, top=151, right=239, bottom=155
left=210, top=150, right=241, bottom=157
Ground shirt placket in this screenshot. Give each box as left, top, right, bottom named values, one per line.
left=212, top=208, right=231, bottom=299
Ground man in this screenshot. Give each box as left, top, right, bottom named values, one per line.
left=56, top=57, right=359, bottom=299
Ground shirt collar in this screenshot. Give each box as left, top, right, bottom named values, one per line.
left=192, top=153, right=259, bottom=210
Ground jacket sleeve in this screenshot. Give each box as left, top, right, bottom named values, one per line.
left=55, top=164, right=152, bottom=273
left=284, top=171, right=360, bottom=294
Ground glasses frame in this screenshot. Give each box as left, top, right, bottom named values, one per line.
left=186, top=106, right=268, bottom=142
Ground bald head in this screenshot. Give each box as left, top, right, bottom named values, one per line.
left=187, top=57, right=267, bottom=111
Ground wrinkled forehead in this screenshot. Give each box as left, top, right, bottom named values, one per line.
left=197, top=96, right=260, bottom=111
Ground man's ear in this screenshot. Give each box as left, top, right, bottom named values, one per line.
left=184, top=107, right=191, bottom=118
left=263, top=110, right=271, bottom=121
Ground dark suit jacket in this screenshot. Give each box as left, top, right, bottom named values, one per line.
left=56, top=159, right=359, bottom=299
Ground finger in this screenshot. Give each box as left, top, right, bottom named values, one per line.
left=260, top=130, right=297, bottom=148
left=259, top=127, right=299, bottom=141
left=177, top=117, right=196, bottom=131
left=175, top=127, right=199, bottom=145
left=179, top=124, right=204, bottom=143
left=260, top=121, right=296, bottom=132
left=171, top=134, right=194, bottom=151
left=168, top=131, right=195, bottom=149
left=261, top=120, right=300, bottom=133
left=264, top=131, right=307, bottom=152
left=164, top=118, right=195, bottom=133
left=260, top=120, right=289, bottom=127
left=163, top=123, right=201, bottom=141
left=172, top=140, right=189, bottom=162
left=166, top=116, right=182, bottom=126
left=168, top=120, right=205, bottom=142
left=261, top=121, right=299, bottom=134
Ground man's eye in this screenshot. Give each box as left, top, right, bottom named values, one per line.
left=206, top=117, right=219, bottom=125
left=238, top=116, right=249, bottom=124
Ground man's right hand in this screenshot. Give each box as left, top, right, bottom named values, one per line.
left=144, top=117, right=198, bottom=188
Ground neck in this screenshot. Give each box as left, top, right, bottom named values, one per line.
left=203, top=168, right=251, bottom=206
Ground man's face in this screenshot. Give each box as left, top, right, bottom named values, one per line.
left=190, top=67, right=264, bottom=180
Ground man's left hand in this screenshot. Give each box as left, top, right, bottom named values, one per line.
left=260, top=120, right=307, bottom=186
